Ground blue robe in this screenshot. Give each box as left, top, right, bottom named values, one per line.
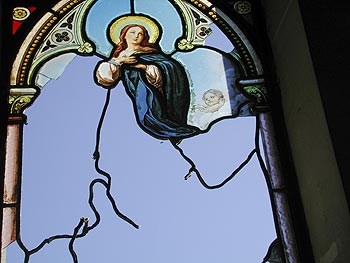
left=122, top=52, right=200, bottom=139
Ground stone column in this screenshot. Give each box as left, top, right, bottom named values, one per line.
left=1, top=88, right=36, bottom=262
left=260, top=113, right=300, bottom=263
left=2, top=115, right=26, bottom=250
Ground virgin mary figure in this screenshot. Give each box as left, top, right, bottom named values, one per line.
left=95, top=15, right=199, bottom=140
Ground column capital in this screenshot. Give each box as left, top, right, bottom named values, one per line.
left=8, top=87, right=38, bottom=115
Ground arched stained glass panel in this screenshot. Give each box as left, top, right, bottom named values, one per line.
left=2, top=0, right=298, bottom=262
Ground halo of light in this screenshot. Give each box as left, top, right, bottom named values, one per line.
left=109, top=15, right=160, bottom=45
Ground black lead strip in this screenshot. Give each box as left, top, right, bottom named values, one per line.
left=17, top=88, right=138, bottom=263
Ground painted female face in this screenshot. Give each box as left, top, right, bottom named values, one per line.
left=204, top=92, right=221, bottom=106
left=125, top=26, right=144, bottom=45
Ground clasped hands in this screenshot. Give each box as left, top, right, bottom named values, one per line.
left=111, top=55, right=147, bottom=70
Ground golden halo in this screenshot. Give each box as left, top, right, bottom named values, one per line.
left=109, top=15, right=160, bottom=45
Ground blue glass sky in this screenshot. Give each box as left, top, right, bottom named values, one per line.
left=7, top=55, right=275, bottom=262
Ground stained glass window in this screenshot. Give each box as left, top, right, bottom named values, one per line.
left=2, top=0, right=298, bottom=262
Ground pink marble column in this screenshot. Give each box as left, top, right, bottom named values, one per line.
left=2, top=115, right=25, bottom=250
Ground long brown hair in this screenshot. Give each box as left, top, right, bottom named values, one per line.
left=112, top=24, right=156, bottom=58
